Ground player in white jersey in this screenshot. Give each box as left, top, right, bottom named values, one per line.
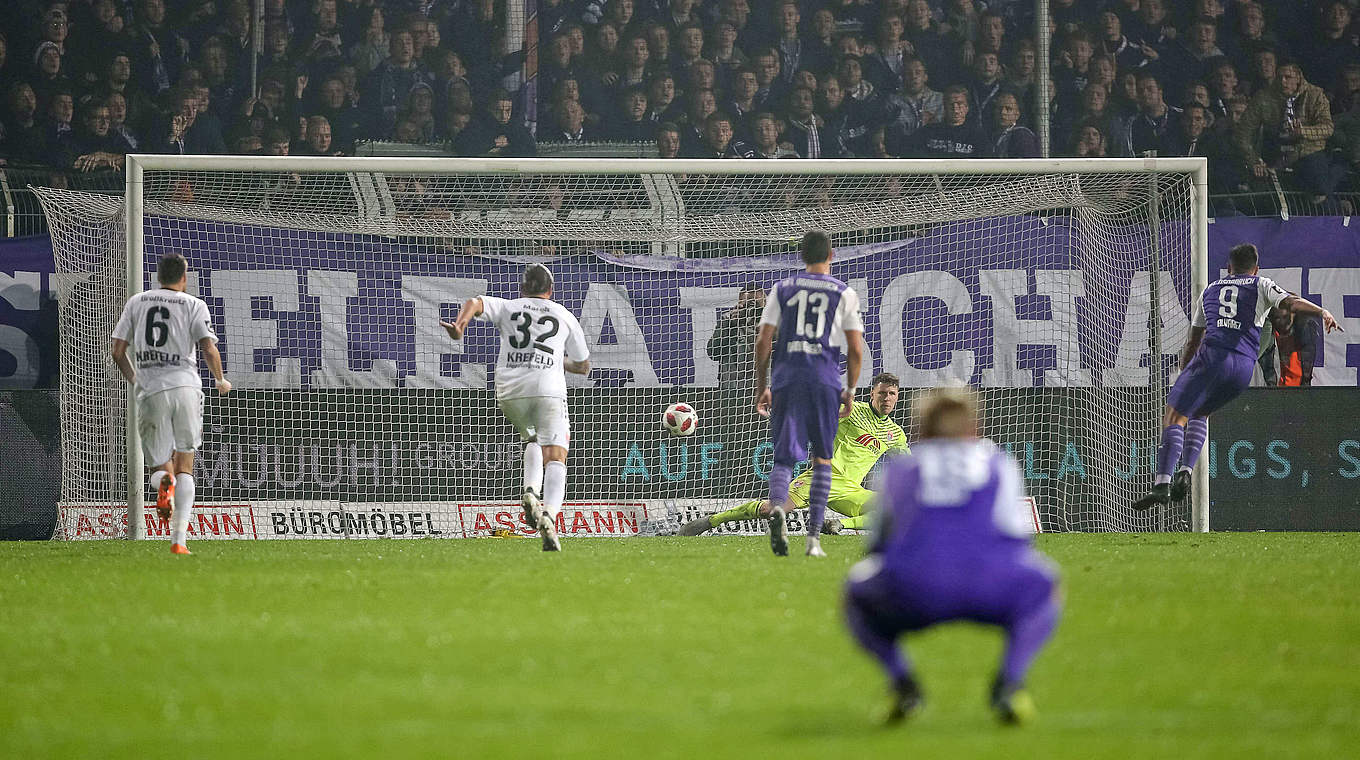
left=111, top=253, right=232, bottom=554
left=441, top=264, right=590, bottom=551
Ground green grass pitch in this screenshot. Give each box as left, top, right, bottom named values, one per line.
left=2, top=533, right=1358, bottom=759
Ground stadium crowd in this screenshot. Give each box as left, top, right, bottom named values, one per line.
left=4, top=1, right=1360, bottom=207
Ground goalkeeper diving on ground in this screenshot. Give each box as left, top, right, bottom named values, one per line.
left=679, top=372, right=909, bottom=536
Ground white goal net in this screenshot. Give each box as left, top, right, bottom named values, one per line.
left=35, top=157, right=1207, bottom=540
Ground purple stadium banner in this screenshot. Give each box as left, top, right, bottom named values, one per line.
left=4, top=216, right=1359, bottom=390
left=0, top=236, right=58, bottom=389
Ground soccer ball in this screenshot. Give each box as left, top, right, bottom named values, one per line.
left=662, top=402, right=698, bottom=436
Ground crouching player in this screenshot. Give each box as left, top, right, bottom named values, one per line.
left=844, top=388, right=1060, bottom=725
left=679, top=373, right=908, bottom=536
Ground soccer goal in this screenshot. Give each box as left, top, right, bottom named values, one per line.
left=35, top=156, right=1208, bottom=540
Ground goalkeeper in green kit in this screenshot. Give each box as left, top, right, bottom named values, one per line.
left=679, top=373, right=909, bottom=535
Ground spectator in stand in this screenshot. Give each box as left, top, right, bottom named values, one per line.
left=1225, top=2, right=1274, bottom=76
left=396, top=81, right=438, bottom=142
left=647, top=72, right=682, bottom=123
left=544, top=97, right=592, bottom=143
left=769, top=2, right=822, bottom=86
left=1248, top=47, right=1277, bottom=97
left=315, top=75, right=365, bottom=153
left=708, top=20, right=747, bottom=79
left=453, top=90, right=536, bottom=157
left=906, top=84, right=985, bottom=158
left=1055, top=81, right=1115, bottom=155
left=750, top=111, right=797, bottom=158
left=443, top=107, right=473, bottom=144
left=31, top=42, right=73, bottom=107
left=1, top=82, right=47, bottom=162
left=687, top=111, right=754, bottom=158
left=816, top=72, right=859, bottom=157
left=186, top=77, right=229, bottom=154
left=655, top=121, right=682, bottom=158
left=263, top=124, right=292, bottom=155
left=1301, top=1, right=1360, bottom=96
left=869, top=13, right=911, bottom=93
left=607, top=34, right=652, bottom=98
left=1070, top=120, right=1108, bottom=157
left=1133, top=0, right=1176, bottom=56
left=897, top=56, right=943, bottom=133
left=1331, top=63, right=1360, bottom=116
left=679, top=87, right=717, bottom=154
left=750, top=47, right=786, bottom=112
left=61, top=99, right=129, bottom=172
left=976, top=12, right=1008, bottom=62
left=609, top=86, right=654, bottom=142
left=988, top=91, right=1039, bottom=158
left=198, top=38, right=240, bottom=120
left=783, top=85, right=836, bottom=158
left=1098, top=9, right=1150, bottom=72
left=605, top=0, right=637, bottom=36
left=129, top=0, right=189, bottom=96
left=1207, top=59, right=1243, bottom=121
left=1129, top=72, right=1180, bottom=155
left=43, top=89, right=74, bottom=149
left=903, top=0, right=952, bottom=88
left=104, top=91, right=139, bottom=151
left=302, top=115, right=342, bottom=155
left=362, top=28, right=431, bottom=134
left=1235, top=61, right=1342, bottom=208
left=1053, top=30, right=1095, bottom=109
left=805, top=7, right=837, bottom=68
left=968, top=50, right=1004, bottom=118
left=592, top=22, right=622, bottom=76
left=687, top=58, right=719, bottom=100
left=1177, top=17, right=1226, bottom=88
left=665, top=0, right=700, bottom=36
left=646, top=22, right=672, bottom=70
left=672, top=22, right=706, bottom=83
left=1006, top=40, right=1037, bottom=105
left=349, top=6, right=389, bottom=77
left=726, top=66, right=760, bottom=123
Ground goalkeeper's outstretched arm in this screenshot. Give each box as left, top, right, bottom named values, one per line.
left=439, top=297, right=484, bottom=340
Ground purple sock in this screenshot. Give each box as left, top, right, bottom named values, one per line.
left=1155, top=424, right=1185, bottom=484
left=1181, top=418, right=1208, bottom=470
left=1001, top=597, right=1061, bottom=687
left=846, top=596, right=911, bottom=686
left=768, top=463, right=793, bottom=511
left=807, top=462, right=831, bottom=536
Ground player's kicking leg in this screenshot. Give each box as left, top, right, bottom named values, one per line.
left=1134, top=405, right=1191, bottom=510
left=1171, top=416, right=1208, bottom=501
left=534, top=398, right=572, bottom=552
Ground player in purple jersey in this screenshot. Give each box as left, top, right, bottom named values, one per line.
left=1134, top=244, right=1341, bottom=510
left=844, top=388, right=1060, bottom=725
left=754, top=230, right=864, bottom=557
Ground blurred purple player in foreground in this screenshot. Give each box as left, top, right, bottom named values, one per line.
left=844, top=388, right=1059, bottom=725
left=1134, top=243, right=1341, bottom=510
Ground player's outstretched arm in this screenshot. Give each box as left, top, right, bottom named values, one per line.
left=564, top=359, right=591, bottom=375
left=1283, top=295, right=1344, bottom=333
left=439, top=297, right=484, bottom=340
left=753, top=323, right=776, bottom=416
left=110, top=338, right=135, bottom=385
left=200, top=337, right=231, bottom=395
left=841, top=331, right=864, bottom=418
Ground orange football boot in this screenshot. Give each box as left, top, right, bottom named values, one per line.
left=171, top=544, right=191, bottom=555
left=156, top=476, right=175, bottom=520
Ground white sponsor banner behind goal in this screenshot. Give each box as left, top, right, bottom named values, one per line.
left=59, top=497, right=1040, bottom=539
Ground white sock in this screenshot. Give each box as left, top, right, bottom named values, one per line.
left=1154, top=474, right=1171, bottom=485
left=171, top=473, right=195, bottom=545
left=543, top=461, right=566, bottom=519
left=523, top=442, right=543, bottom=497
left=150, top=469, right=169, bottom=493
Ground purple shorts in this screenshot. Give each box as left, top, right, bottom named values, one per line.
left=769, top=382, right=841, bottom=465
left=1166, top=350, right=1254, bottom=418
left=845, top=548, right=1058, bottom=632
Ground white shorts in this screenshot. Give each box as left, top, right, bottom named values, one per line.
left=138, top=386, right=204, bottom=465
left=499, top=396, right=571, bottom=449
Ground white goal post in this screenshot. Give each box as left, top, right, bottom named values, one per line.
left=39, top=155, right=1209, bottom=539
